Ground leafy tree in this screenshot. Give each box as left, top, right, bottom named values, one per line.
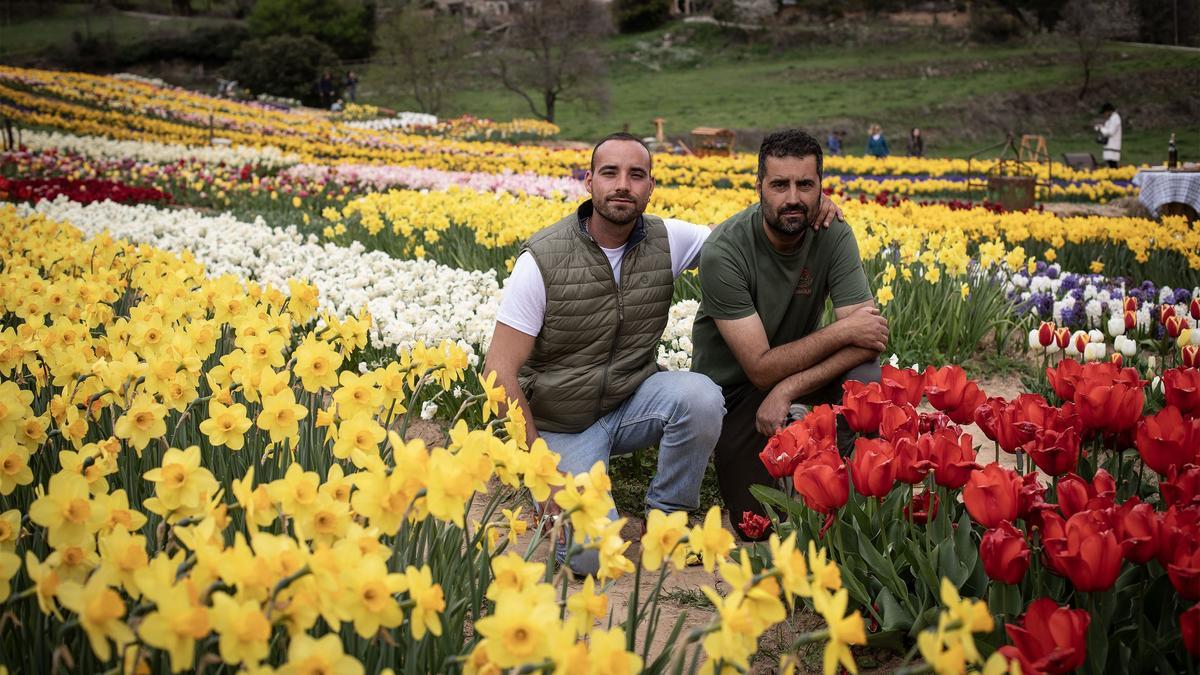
left=487, top=0, right=613, bottom=124
left=223, top=34, right=340, bottom=105
left=374, top=6, right=466, bottom=115
left=249, top=0, right=375, bottom=60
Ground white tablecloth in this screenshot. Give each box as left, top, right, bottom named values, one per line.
left=1132, top=170, right=1200, bottom=217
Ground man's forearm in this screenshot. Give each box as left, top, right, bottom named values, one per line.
left=752, top=322, right=848, bottom=389
left=768, top=345, right=879, bottom=401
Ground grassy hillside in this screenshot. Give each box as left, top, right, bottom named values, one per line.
left=362, top=23, right=1199, bottom=166
left=0, top=3, right=236, bottom=61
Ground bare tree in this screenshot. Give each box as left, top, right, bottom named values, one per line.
left=376, top=5, right=467, bottom=115
left=489, top=0, right=613, bottom=124
left=1058, top=0, right=1138, bottom=98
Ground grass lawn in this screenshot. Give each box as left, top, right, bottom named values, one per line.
left=362, top=24, right=1199, bottom=166
left=0, top=3, right=235, bottom=60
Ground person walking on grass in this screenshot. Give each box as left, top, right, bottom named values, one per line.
left=1094, top=102, right=1122, bottom=168
left=907, top=127, right=925, bottom=157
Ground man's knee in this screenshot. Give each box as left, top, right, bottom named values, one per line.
left=844, top=360, right=882, bottom=386
left=568, top=549, right=600, bottom=577
left=660, top=372, right=725, bottom=425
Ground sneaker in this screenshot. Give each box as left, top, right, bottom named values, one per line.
left=786, top=403, right=810, bottom=425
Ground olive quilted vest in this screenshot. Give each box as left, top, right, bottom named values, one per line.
left=518, top=201, right=674, bottom=433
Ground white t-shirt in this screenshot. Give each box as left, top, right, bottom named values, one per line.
left=497, top=218, right=709, bottom=336
left=1098, top=112, right=1122, bottom=160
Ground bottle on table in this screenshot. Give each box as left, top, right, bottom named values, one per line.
left=1168, top=133, right=1178, bottom=169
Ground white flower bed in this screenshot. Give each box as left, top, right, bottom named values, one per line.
left=345, top=112, right=438, bottom=131
left=26, top=199, right=500, bottom=358
left=283, top=163, right=587, bottom=200
left=26, top=199, right=702, bottom=370
left=18, top=129, right=300, bottom=168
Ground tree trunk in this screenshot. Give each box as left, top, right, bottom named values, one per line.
left=1077, top=59, right=1091, bottom=99
left=543, top=91, right=556, bottom=124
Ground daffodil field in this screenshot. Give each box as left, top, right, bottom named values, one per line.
left=2, top=65, right=1200, bottom=673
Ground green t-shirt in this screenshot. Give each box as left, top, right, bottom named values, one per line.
left=691, top=203, right=873, bottom=388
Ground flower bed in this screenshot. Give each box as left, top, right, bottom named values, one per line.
left=0, top=176, right=170, bottom=205
left=753, top=361, right=1200, bottom=672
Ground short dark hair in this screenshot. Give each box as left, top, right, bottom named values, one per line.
left=1099, top=102, right=1115, bottom=114
left=757, top=129, right=823, bottom=181
left=590, top=132, right=653, bottom=172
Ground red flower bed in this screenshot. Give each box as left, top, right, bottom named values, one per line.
left=0, top=176, right=171, bottom=205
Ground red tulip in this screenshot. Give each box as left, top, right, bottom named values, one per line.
left=792, top=451, right=849, bottom=514
left=1110, top=352, right=1123, bottom=368
left=1025, top=426, right=1082, bottom=477
left=892, top=436, right=934, bottom=485
left=918, top=411, right=956, bottom=435
left=1005, top=598, right=1091, bottom=674
left=1164, top=368, right=1200, bottom=417
left=1038, top=321, right=1055, bottom=347
left=879, top=402, right=918, bottom=442
left=981, top=520, right=1031, bottom=585
left=841, top=380, right=887, bottom=434
left=1136, top=406, right=1200, bottom=476
left=879, top=364, right=924, bottom=407
left=1118, top=499, right=1161, bottom=564
left=759, top=430, right=803, bottom=479
left=850, top=437, right=895, bottom=499
left=1124, top=309, right=1137, bottom=331
left=1072, top=331, right=1090, bottom=355
left=1056, top=470, right=1116, bottom=518
left=1051, top=511, right=1124, bottom=592
left=1162, top=304, right=1178, bottom=324
left=925, top=429, right=978, bottom=489
left=1157, top=506, right=1200, bottom=567
left=1046, top=359, right=1083, bottom=402
left=1184, top=345, right=1199, bottom=369
left=963, top=463, right=1021, bottom=528
left=1192, top=298, right=1200, bottom=321
left=1073, top=379, right=1145, bottom=439
left=1169, top=541, right=1200, bottom=601
left=1017, top=472, right=1053, bottom=526
left=799, top=404, right=839, bottom=449
left=1124, top=296, right=1139, bottom=313
left=1161, top=465, right=1200, bottom=509
left=924, top=365, right=987, bottom=425
left=903, top=490, right=938, bottom=524
left=738, top=511, right=771, bottom=540
left=974, top=397, right=1005, bottom=445
left=1182, top=604, right=1200, bottom=658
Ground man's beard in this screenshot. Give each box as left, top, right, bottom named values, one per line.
left=594, top=192, right=641, bottom=226
left=763, top=200, right=811, bottom=235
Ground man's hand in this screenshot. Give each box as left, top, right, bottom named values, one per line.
left=812, top=193, right=845, bottom=230
left=756, top=386, right=792, bottom=437
left=838, top=305, right=889, bottom=352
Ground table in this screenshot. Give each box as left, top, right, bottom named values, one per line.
left=1132, top=169, right=1200, bottom=219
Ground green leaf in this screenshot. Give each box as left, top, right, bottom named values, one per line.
left=748, top=483, right=808, bottom=523
left=875, top=587, right=915, bottom=632
left=857, top=529, right=908, bottom=604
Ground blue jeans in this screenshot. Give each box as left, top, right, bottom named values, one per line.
left=540, top=370, right=724, bottom=574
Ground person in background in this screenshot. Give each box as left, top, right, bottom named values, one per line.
left=1094, top=102, right=1122, bottom=168
left=866, top=124, right=889, bottom=158
left=318, top=72, right=335, bottom=109
left=345, top=71, right=359, bottom=103
left=907, top=127, right=925, bottom=157
left=826, top=129, right=843, bottom=156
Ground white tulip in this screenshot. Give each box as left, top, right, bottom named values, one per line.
left=1107, top=314, right=1125, bottom=337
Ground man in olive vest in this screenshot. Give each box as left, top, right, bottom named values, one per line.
left=484, top=132, right=841, bottom=574
left=691, top=129, right=889, bottom=541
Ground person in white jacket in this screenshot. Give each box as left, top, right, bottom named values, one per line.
left=1094, top=102, right=1122, bottom=168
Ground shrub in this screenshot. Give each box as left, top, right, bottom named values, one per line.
left=249, top=0, right=375, bottom=60
left=613, top=0, right=672, bottom=33
left=223, top=35, right=340, bottom=106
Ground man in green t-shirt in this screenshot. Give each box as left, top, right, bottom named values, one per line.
left=691, top=129, right=889, bottom=540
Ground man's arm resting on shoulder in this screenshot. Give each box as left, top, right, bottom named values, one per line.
left=713, top=299, right=888, bottom=391
left=482, top=322, right=540, bottom=449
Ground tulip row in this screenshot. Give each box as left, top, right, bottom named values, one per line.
left=0, top=176, right=171, bottom=205
left=754, top=360, right=1200, bottom=672
left=1, top=66, right=1140, bottom=189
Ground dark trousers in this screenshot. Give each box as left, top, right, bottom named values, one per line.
left=713, top=361, right=882, bottom=540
